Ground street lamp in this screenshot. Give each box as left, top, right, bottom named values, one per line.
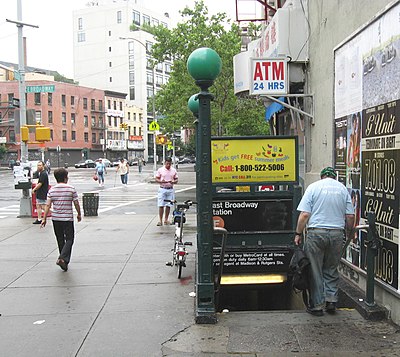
left=119, top=36, right=157, bottom=173
left=187, top=47, right=222, bottom=324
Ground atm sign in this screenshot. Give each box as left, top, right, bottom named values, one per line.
left=250, top=58, right=288, bottom=95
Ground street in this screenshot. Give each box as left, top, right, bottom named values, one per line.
left=0, top=164, right=197, bottom=218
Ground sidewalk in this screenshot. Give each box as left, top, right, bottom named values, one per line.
left=1, top=171, right=400, bottom=356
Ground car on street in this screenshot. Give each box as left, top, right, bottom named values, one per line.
left=95, top=158, right=111, bottom=167
left=128, top=158, right=139, bottom=166
left=178, top=157, right=192, bottom=164
left=74, top=159, right=96, bottom=168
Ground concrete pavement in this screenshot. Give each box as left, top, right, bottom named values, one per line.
left=1, top=169, right=400, bottom=356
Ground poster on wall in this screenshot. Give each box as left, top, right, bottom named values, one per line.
left=334, top=2, right=400, bottom=290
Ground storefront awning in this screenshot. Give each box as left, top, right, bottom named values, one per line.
left=265, top=97, right=286, bottom=121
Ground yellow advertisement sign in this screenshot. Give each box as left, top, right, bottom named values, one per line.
left=211, top=137, right=298, bottom=184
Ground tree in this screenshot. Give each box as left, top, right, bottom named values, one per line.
left=147, top=1, right=268, bottom=137
left=0, top=144, right=7, bottom=161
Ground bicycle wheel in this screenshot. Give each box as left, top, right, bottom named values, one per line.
left=177, top=261, right=183, bottom=279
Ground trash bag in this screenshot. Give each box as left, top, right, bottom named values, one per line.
left=288, top=246, right=310, bottom=292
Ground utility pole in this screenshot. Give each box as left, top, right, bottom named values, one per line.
left=6, top=0, right=38, bottom=217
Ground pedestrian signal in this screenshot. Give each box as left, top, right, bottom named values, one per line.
left=156, top=135, right=167, bottom=145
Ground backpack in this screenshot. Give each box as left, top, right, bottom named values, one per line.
left=288, top=246, right=311, bottom=307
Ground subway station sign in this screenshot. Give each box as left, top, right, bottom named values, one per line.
left=211, top=136, right=298, bottom=184
left=249, top=58, right=288, bottom=95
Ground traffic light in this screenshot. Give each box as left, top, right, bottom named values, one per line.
left=21, top=126, right=29, bottom=142
left=156, top=135, right=167, bottom=145
left=35, top=127, right=51, bottom=141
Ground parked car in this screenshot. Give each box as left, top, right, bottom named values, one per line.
left=111, top=158, right=128, bottom=167
left=95, top=158, right=111, bottom=167
left=129, top=158, right=139, bottom=166
left=178, top=157, right=191, bottom=164
left=74, top=159, right=96, bottom=168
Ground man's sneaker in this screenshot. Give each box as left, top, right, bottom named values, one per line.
left=33, top=219, right=42, bottom=224
left=306, top=307, right=324, bottom=317
left=56, top=259, right=68, bottom=272
left=326, top=302, right=337, bottom=314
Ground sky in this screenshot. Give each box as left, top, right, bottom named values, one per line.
left=1, top=0, right=237, bottom=79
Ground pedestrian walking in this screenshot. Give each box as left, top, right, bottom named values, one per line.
left=116, top=158, right=129, bottom=185
left=40, top=168, right=81, bottom=272
left=138, top=157, right=143, bottom=173
left=294, top=166, right=355, bottom=316
left=95, top=158, right=107, bottom=187
left=32, top=161, right=49, bottom=224
left=45, top=159, right=51, bottom=174
left=155, top=157, right=178, bottom=226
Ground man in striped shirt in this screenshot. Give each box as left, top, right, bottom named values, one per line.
left=41, top=168, right=82, bottom=271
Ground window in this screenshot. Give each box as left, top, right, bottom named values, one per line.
left=92, top=133, right=96, bottom=143
left=78, top=17, right=83, bottom=30
left=8, top=93, right=13, bottom=102
left=78, top=33, right=86, bottom=42
left=48, top=93, right=53, bottom=105
left=107, top=100, right=111, bottom=109
left=62, top=130, right=67, bottom=141
left=99, top=100, right=103, bottom=111
left=129, top=55, right=134, bottom=69
left=9, top=130, right=15, bottom=142
left=156, top=74, right=163, bottom=86
left=114, top=117, right=117, bottom=127
left=83, top=98, right=88, bottom=109
left=91, top=116, right=96, bottom=126
left=50, top=129, right=53, bottom=141
left=156, top=62, right=163, bottom=72
left=139, top=127, right=142, bottom=136
left=152, top=18, right=159, bottom=26
left=71, top=113, right=76, bottom=125
left=146, top=71, right=154, bottom=84
left=109, top=61, right=112, bottom=67
left=117, top=11, right=122, bottom=23
left=146, top=57, right=153, bottom=69
left=35, top=111, right=42, bottom=124
left=129, top=71, right=135, bottom=85
left=71, top=96, right=75, bottom=106
left=91, top=99, right=95, bottom=110
left=109, top=30, right=112, bottom=36
left=134, top=127, right=137, bottom=135
left=84, top=132, right=89, bottom=142
left=71, top=131, right=76, bottom=142
left=61, top=95, right=66, bottom=107
left=147, top=86, right=154, bottom=98
left=99, top=116, right=104, bottom=128
left=48, top=111, right=53, bottom=124
left=161, top=22, right=168, bottom=28
left=143, top=14, right=150, bottom=25
left=99, top=132, right=104, bottom=141
left=132, top=10, right=140, bottom=25
left=107, top=131, right=112, bottom=140
left=119, top=102, right=123, bottom=111
left=84, top=115, right=88, bottom=127
left=128, top=41, right=134, bottom=54
left=146, top=41, right=153, bottom=54
left=133, top=113, right=136, bottom=121
left=108, top=116, right=112, bottom=126
left=129, top=87, right=135, bottom=100
left=109, top=77, right=112, bottom=82
left=34, top=93, right=41, bottom=105
left=113, top=101, right=117, bottom=110
left=62, top=112, right=66, bottom=125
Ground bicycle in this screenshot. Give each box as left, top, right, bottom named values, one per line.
left=165, top=199, right=196, bottom=279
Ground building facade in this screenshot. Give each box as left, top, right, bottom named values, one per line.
left=72, top=0, right=172, bottom=162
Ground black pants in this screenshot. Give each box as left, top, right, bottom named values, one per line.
left=52, top=220, right=75, bottom=264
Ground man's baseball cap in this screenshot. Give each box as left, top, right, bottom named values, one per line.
left=320, top=166, right=337, bottom=178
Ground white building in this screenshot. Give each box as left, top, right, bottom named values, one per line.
left=72, top=0, right=173, bottom=161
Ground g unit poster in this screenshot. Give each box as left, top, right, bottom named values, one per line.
left=211, top=136, right=298, bottom=184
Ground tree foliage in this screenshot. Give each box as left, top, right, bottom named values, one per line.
left=0, top=145, right=7, bottom=160
left=147, top=1, right=268, bottom=137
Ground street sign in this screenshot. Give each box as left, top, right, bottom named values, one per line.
left=26, top=85, right=55, bottom=93
left=249, top=58, right=288, bottom=96
left=149, top=121, right=160, bottom=131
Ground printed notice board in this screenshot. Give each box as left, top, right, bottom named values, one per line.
left=211, top=136, right=298, bottom=184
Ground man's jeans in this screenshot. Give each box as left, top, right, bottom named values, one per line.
left=304, top=229, right=344, bottom=310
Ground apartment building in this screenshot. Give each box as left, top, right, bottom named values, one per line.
left=73, top=0, right=172, bottom=162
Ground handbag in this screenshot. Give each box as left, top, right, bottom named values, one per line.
left=93, top=174, right=98, bottom=181
left=288, top=246, right=311, bottom=307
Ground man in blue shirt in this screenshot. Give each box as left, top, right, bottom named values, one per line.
left=294, top=167, right=355, bottom=316
left=95, top=159, right=107, bottom=187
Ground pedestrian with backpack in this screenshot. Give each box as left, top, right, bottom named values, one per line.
left=294, top=167, right=355, bottom=316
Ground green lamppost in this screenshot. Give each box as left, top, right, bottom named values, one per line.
left=187, top=48, right=222, bottom=324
